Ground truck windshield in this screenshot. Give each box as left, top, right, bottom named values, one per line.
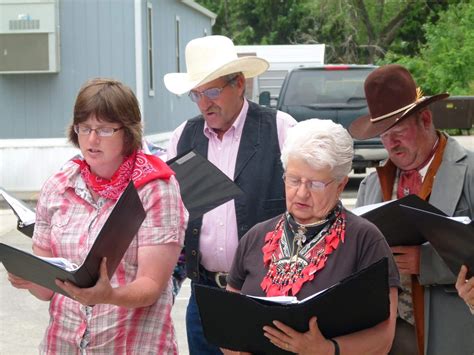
left=282, top=69, right=373, bottom=106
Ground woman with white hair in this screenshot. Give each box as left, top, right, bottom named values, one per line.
left=226, top=119, right=400, bottom=354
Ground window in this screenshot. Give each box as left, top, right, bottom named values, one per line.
left=146, top=2, right=155, bottom=96
left=282, top=68, right=373, bottom=106
left=175, top=16, right=181, bottom=73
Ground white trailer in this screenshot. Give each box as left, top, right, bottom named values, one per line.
left=235, top=44, right=325, bottom=105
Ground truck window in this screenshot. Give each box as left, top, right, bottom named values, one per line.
left=282, top=69, right=373, bottom=106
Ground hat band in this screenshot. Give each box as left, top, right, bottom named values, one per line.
left=370, top=97, right=426, bottom=123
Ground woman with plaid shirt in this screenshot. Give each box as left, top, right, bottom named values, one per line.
left=7, top=79, right=188, bottom=354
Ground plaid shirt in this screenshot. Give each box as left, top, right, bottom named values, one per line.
left=33, top=161, right=187, bottom=354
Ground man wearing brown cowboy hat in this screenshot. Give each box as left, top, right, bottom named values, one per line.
left=350, top=64, right=474, bottom=355
left=165, top=35, right=296, bottom=354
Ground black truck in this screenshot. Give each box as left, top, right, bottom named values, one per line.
left=261, top=65, right=387, bottom=173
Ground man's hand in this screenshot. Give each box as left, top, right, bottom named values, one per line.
left=455, top=265, right=474, bottom=310
left=391, top=245, right=420, bottom=275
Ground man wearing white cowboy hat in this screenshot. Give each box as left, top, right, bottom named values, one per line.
left=165, top=35, right=296, bottom=354
left=349, top=64, right=474, bottom=355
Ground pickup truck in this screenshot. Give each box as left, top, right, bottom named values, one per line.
left=261, top=65, right=387, bottom=173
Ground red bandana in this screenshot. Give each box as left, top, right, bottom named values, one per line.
left=73, top=150, right=174, bottom=200
left=260, top=207, right=346, bottom=297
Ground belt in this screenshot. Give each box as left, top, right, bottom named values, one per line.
left=200, top=267, right=228, bottom=289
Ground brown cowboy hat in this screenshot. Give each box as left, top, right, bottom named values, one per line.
left=348, top=64, right=449, bottom=140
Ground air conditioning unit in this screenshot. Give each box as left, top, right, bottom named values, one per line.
left=0, top=0, right=60, bottom=74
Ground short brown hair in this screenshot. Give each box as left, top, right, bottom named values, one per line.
left=67, top=78, right=142, bottom=156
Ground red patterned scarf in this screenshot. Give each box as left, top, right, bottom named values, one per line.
left=73, top=150, right=174, bottom=200
left=261, top=204, right=346, bottom=297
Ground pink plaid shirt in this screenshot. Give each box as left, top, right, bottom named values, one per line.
left=32, top=159, right=187, bottom=354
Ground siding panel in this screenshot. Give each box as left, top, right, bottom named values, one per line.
left=0, top=0, right=136, bottom=139
left=0, top=0, right=213, bottom=140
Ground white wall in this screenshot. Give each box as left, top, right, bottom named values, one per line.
left=0, top=138, right=80, bottom=191
left=0, top=133, right=172, bottom=192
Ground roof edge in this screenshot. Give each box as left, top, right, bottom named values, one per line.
left=180, top=0, right=217, bottom=25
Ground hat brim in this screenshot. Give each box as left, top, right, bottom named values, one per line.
left=164, top=56, right=269, bottom=95
left=349, top=93, right=449, bottom=140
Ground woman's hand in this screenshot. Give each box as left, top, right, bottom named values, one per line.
left=56, top=257, right=113, bottom=306
left=8, top=272, right=54, bottom=301
left=263, top=317, right=334, bottom=355
left=55, top=244, right=181, bottom=308
left=8, top=272, right=36, bottom=290
left=455, top=265, right=474, bottom=311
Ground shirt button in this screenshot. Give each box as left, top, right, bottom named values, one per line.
left=192, top=228, right=199, bottom=235
left=191, top=250, right=197, bottom=256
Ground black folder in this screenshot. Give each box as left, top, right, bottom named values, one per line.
left=167, top=150, right=243, bottom=222
left=195, top=258, right=390, bottom=355
left=0, top=181, right=146, bottom=299
left=1, top=150, right=242, bottom=238
left=354, top=195, right=445, bottom=246
left=401, top=205, right=474, bottom=278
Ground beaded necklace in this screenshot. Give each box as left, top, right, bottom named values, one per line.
left=260, top=203, right=346, bottom=297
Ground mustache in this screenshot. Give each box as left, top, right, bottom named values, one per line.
left=204, top=105, right=220, bottom=114
left=390, top=147, right=405, bottom=154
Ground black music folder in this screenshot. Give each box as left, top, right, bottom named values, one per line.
left=352, top=194, right=445, bottom=246
left=401, top=205, right=474, bottom=278
left=195, top=258, right=390, bottom=355
left=167, top=150, right=243, bottom=221
left=0, top=181, right=146, bottom=299
left=0, top=188, right=36, bottom=237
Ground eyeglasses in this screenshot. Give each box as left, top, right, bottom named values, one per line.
left=188, top=79, right=233, bottom=103
left=283, top=173, right=335, bottom=191
left=74, top=125, right=124, bottom=137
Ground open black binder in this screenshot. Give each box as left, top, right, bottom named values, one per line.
left=167, top=149, right=243, bottom=221
left=1, top=150, right=242, bottom=238
left=195, top=258, right=389, bottom=355
left=401, top=205, right=474, bottom=278
left=353, top=194, right=445, bottom=246
left=0, top=181, right=146, bottom=298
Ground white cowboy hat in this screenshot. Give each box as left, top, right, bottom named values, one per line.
left=164, top=35, right=269, bottom=95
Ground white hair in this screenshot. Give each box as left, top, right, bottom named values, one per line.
left=281, top=118, right=354, bottom=181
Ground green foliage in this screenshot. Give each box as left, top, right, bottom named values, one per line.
left=197, top=0, right=317, bottom=45
left=382, top=2, right=474, bottom=95
left=383, top=1, right=446, bottom=56
left=197, top=0, right=474, bottom=95
left=197, top=0, right=449, bottom=64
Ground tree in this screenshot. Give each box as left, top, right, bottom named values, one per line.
left=197, top=0, right=448, bottom=65
left=318, top=0, right=448, bottom=63
left=197, top=0, right=317, bottom=45
left=383, top=2, right=474, bottom=95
